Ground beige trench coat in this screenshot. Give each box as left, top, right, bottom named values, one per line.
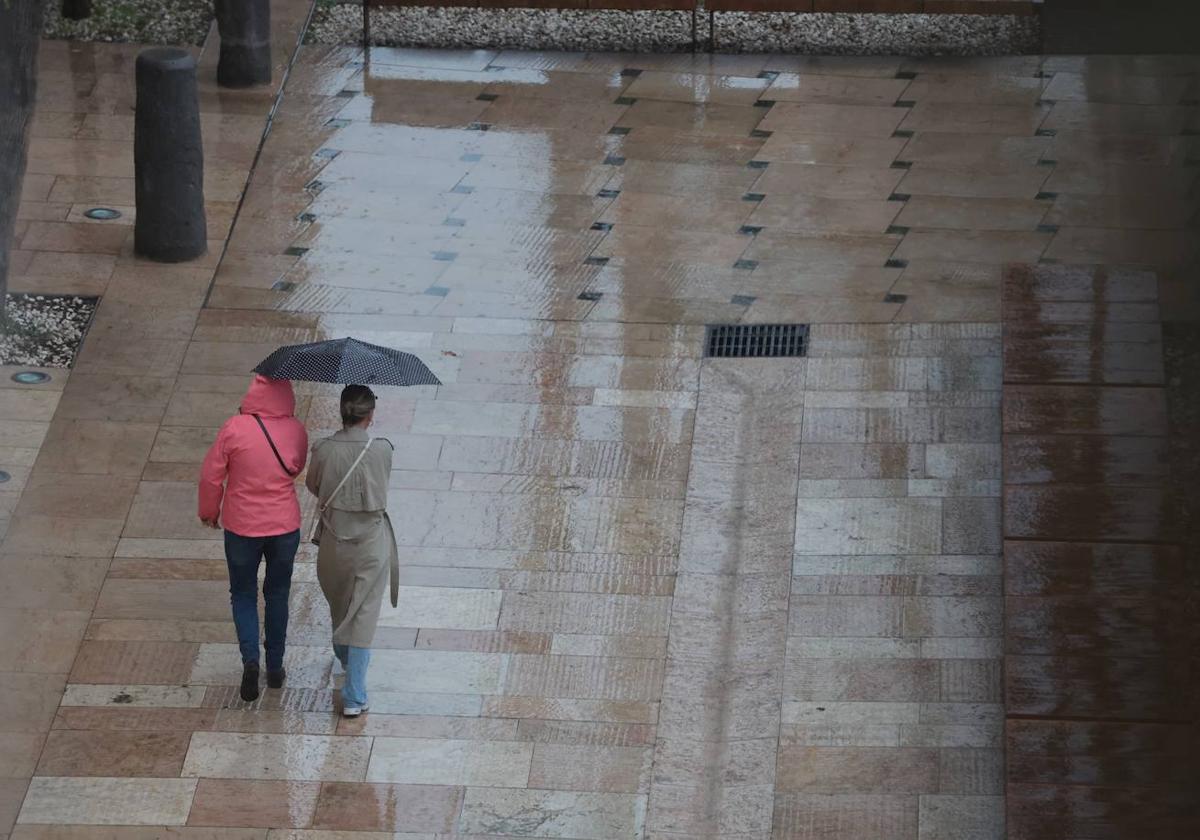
left=305, top=427, right=397, bottom=648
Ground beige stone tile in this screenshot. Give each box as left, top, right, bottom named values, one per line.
left=529, top=743, right=652, bottom=793
left=18, top=777, right=197, bottom=825
left=15, top=473, right=138, bottom=521
left=794, top=498, right=942, bottom=555
left=60, top=684, right=208, bottom=708
left=480, top=95, right=627, bottom=134
left=0, top=556, right=109, bottom=612
left=766, top=74, right=909, bottom=106
left=379, top=586, right=502, bottom=631
left=749, top=195, right=901, bottom=234
left=759, top=103, right=906, bottom=138
left=0, top=673, right=65, bottom=734
left=0, top=514, right=124, bottom=558
left=892, top=231, right=1051, bottom=265
left=753, top=163, right=904, bottom=199
left=620, top=100, right=764, bottom=136
left=897, top=167, right=1050, bottom=199
left=189, top=645, right=332, bottom=689
left=744, top=231, right=900, bottom=266
left=183, top=733, right=371, bottom=782
left=624, top=71, right=770, bottom=106
left=1042, top=101, right=1191, bottom=135
left=1042, top=162, right=1198, bottom=197
left=774, top=792, right=917, bottom=839
left=1042, top=194, right=1197, bottom=229
left=366, top=737, right=532, bottom=787
left=756, top=133, right=906, bottom=167
left=600, top=191, right=752, bottom=234
left=187, top=779, right=321, bottom=829
left=0, top=609, right=90, bottom=673
left=1042, top=227, right=1198, bottom=266
left=0, top=732, right=43, bottom=777
left=103, top=264, right=214, bottom=310
left=902, top=74, right=1043, bottom=105
left=33, top=419, right=158, bottom=476
left=366, top=650, right=506, bottom=695
left=894, top=197, right=1048, bottom=231
left=309, top=781, right=462, bottom=833
left=605, top=159, right=758, bottom=199
left=898, top=132, right=1050, bottom=173
left=460, top=788, right=647, bottom=838
left=900, top=102, right=1049, bottom=136
left=18, top=220, right=129, bottom=254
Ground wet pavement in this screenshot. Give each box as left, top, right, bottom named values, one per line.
left=2, top=4, right=1199, bottom=838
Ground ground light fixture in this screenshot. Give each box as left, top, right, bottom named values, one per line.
left=11, top=371, right=52, bottom=384
left=83, top=207, right=122, bottom=220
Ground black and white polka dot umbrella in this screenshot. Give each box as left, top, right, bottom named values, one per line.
left=253, top=337, right=441, bottom=386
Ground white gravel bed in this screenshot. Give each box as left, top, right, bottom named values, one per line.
left=0, top=295, right=98, bottom=368
left=42, top=0, right=214, bottom=45
left=308, top=4, right=1039, bottom=55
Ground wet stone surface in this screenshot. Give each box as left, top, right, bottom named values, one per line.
left=5, top=24, right=1200, bottom=840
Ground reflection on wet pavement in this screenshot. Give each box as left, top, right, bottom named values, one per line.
left=3, top=10, right=1200, bottom=839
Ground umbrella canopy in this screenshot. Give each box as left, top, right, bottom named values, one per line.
left=253, top=337, right=441, bottom=386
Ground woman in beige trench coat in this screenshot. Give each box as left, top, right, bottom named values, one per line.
left=305, top=385, right=398, bottom=717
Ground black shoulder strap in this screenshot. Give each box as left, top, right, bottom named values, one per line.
left=252, top=414, right=298, bottom=477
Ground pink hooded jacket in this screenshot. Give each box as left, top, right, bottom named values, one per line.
left=198, top=376, right=308, bottom=537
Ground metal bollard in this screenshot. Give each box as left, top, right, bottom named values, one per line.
left=214, top=0, right=271, bottom=88
left=134, top=48, right=207, bottom=263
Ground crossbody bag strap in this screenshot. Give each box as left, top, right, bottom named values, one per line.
left=252, top=414, right=298, bottom=477
left=320, top=437, right=374, bottom=515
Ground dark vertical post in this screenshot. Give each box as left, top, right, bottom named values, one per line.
left=363, top=0, right=372, bottom=52
left=134, top=48, right=207, bottom=263
left=61, top=0, right=92, bottom=21
left=0, top=0, right=47, bottom=320
left=214, top=0, right=271, bottom=88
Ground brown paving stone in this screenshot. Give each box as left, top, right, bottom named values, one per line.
left=1006, top=655, right=1188, bottom=720
left=1006, top=596, right=1184, bottom=658
left=1004, top=434, right=1169, bottom=486
left=1005, top=485, right=1173, bottom=543
left=36, top=729, right=191, bottom=777
left=1007, top=782, right=1178, bottom=840
left=310, top=782, right=463, bottom=832
left=53, top=707, right=218, bottom=732
left=187, top=779, right=320, bottom=829
left=69, top=640, right=198, bottom=684
left=1004, top=542, right=1183, bottom=598
left=1003, top=386, right=1167, bottom=437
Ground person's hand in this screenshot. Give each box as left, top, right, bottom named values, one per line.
left=200, top=517, right=220, bottom=529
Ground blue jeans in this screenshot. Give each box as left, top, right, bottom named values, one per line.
left=334, top=644, right=370, bottom=708
left=224, top=529, right=300, bottom=671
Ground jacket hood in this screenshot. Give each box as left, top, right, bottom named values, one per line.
left=240, top=375, right=296, bottom=418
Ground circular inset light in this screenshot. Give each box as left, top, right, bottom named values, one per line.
left=84, top=207, right=122, bottom=220
left=11, top=371, right=51, bottom=384
left=0, top=471, right=10, bottom=484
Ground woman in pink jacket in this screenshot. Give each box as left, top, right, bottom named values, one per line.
left=199, top=375, right=308, bottom=702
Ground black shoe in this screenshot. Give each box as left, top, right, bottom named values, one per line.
left=240, top=663, right=260, bottom=702
left=267, top=668, right=286, bottom=690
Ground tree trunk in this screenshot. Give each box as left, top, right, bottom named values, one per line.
left=61, top=0, right=92, bottom=21
left=0, top=0, right=47, bottom=322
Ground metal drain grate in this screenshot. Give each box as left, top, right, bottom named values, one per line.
left=704, top=323, right=808, bottom=359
